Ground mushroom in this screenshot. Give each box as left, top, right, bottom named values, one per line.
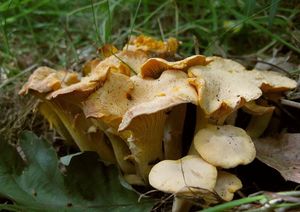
left=82, top=58, right=102, bottom=76
left=124, top=35, right=179, bottom=58
left=140, top=55, right=208, bottom=79
left=149, top=155, right=217, bottom=194
left=188, top=57, right=262, bottom=124
left=97, top=44, right=118, bottom=58
left=37, top=101, right=74, bottom=146
left=188, top=56, right=297, bottom=124
left=250, top=69, right=297, bottom=93
left=149, top=155, right=218, bottom=211
left=192, top=124, right=256, bottom=169
left=83, top=70, right=198, bottom=181
left=19, top=66, right=80, bottom=95
left=48, top=50, right=149, bottom=103
left=19, top=67, right=116, bottom=163
left=214, top=171, right=242, bottom=201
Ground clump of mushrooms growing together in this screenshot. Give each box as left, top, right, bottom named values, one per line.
left=20, top=35, right=297, bottom=211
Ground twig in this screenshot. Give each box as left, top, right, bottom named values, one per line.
left=281, top=99, right=300, bottom=110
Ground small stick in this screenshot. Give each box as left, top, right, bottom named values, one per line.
left=281, top=99, right=300, bottom=110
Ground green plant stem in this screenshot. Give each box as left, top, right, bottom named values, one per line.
left=201, top=191, right=300, bottom=212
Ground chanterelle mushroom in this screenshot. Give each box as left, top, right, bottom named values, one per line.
left=83, top=70, right=198, bottom=181
left=188, top=56, right=297, bottom=122
left=149, top=155, right=218, bottom=195
left=19, top=67, right=116, bottom=163
left=19, top=66, right=80, bottom=95
left=214, top=171, right=242, bottom=201
left=124, top=35, right=179, bottom=58
left=193, top=124, right=256, bottom=168
left=49, top=50, right=149, bottom=102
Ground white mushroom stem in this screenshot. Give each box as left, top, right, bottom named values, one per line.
left=163, top=104, right=187, bottom=160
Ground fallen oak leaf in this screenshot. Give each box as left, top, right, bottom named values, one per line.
left=253, top=134, right=300, bottom=183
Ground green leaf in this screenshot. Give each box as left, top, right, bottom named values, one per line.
left=0, top=131, right=155, bottom=211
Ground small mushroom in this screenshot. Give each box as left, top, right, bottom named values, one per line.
left=124, top=35, right=179, bottom=58
left=214, top=171, right=242, bottom=201
left=193, top=124, right=256, bottom=168
left=149, top=155, right=218, bottom=194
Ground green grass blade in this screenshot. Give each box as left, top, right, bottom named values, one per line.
left=128, top=0, right=142, bottom=40
left=269, top=0, right=280, bottom=27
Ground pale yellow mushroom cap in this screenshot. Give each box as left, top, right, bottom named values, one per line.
left=140, top=55, right=207, bottom=79
left=188, top=56, right=297, bottom=120
left=214, top=171, right=242, bottom=201
left=124, top=35, right=179, bottom=58
left=188, top=57, right=262, bottom=119
left=251, top=69, right=297, bottom=92
left=48, top=50, right=149, bottom=101
left=193, top=125, right=256, bottom=168
left=82, top=70, right=198, bottom=129
left=19, top=66, right=80, bottom=95
left=149, top=155, right=218, bottom=195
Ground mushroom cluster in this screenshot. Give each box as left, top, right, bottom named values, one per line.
left=19, top=35, right=297, bottom=210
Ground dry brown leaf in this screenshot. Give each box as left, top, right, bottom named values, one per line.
left=254, top=134, right=300, bottom=183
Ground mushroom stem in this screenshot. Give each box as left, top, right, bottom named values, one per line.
left=121, top=111, right=167, bottom=182
left=91, top=119, right=135, bottom=174
left=243, top=102, right=275, bottom=138
left=246, top=111, right=274, bottom=138
left=47, top=100, right=116, bottom=163
left=37, top=101, right=74, bottom=146
left=163, top=104, right=187, bottom=160
left=172, top=196, right=192, bottom=212
left=105, top=129, right=136, bottom=174
left=195, top=107, right=208, bottom=133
